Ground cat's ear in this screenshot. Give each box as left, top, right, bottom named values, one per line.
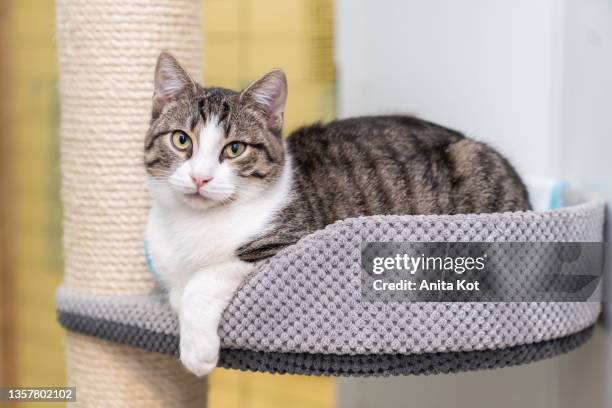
left=153, top=52, right=194, bottom=112
left=240, top=69, right=288, bottom=134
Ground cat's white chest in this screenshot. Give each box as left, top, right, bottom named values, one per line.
left=146, top=202, right=269, bottom=287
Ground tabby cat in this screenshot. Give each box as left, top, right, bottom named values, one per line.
left=144, top=52, right=530, bottom=376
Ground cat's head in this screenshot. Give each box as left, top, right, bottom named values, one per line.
left=144, top=52, right=287, bottom=210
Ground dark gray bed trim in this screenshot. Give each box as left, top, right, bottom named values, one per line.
left=57, top=311, right=595, bottom=377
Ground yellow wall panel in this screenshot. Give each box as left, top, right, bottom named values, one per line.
left=209, top=370, right=334, bottom=408
left=204, top=0, right=241, bottom=33
left=246, top=37, right=313, bottom=81
left=7, top=0, right=65, bottom=398
left=203, top=0, right=335, bottom=132
left=247, top=0, right=306, bottom=32
left=204, top=39, right=243, bottom=86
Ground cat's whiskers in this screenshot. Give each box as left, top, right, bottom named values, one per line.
left=168, top=176, right=198, bottom=194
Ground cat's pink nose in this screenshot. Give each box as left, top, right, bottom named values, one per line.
left=191, top=175, right=212, bottom=190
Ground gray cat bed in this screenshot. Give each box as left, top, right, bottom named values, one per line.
left=56, top=190, right=605, bottom=376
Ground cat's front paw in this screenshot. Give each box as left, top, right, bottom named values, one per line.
left=179, top=319, right=220, bottom=376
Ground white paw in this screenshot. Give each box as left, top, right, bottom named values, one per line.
left=179, top=318, right=220, bottom=376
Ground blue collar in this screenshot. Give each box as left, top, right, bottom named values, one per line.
left=144, top=240, right=160, bottom=280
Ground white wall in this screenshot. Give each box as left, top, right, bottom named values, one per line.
left=335, top=1, right=612, bottom=407
left=559, top=0, right=612, bottom=192
left=338, top=329, right=608, bottom=408
left=336, top=0, right=564, bottom=178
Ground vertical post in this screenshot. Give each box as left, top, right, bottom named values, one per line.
left=56, top=0, right=206, bottom=406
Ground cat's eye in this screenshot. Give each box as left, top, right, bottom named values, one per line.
left=171, top=131, right=192, bottom=151
left=224, top=142, right=246, bottom=159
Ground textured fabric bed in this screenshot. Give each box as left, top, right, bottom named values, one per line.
left=56, top=194, right=605, bottom=376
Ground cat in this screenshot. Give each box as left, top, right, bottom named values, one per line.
left=144, top=52, right=530, bottom=376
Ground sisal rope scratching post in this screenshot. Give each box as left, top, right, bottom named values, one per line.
left=57, top=0, right=205, bottom=405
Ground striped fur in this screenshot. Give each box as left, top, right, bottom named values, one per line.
left=237, top=116, right=530, bottom=261
left=144, top=53, right=530, bottom=264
